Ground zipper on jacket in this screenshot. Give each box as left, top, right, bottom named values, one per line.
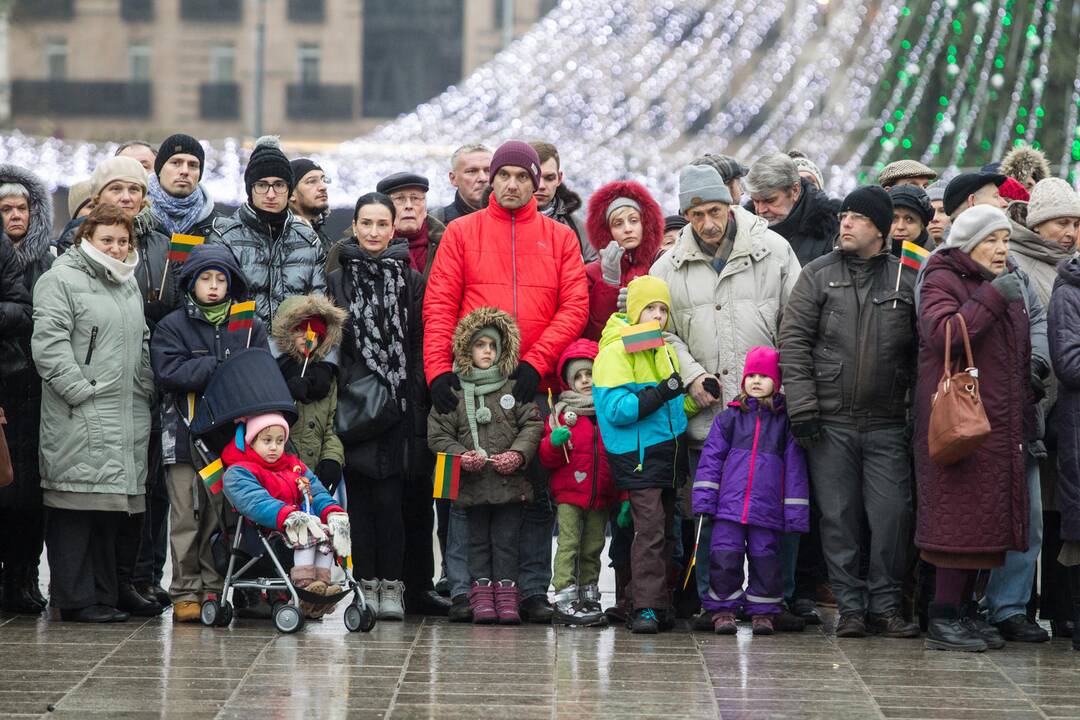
left=741, top=415, right=762, bottom=524
left=589, top=421, right=599, bottom=510
left=511, top=211, right=519, bottom=320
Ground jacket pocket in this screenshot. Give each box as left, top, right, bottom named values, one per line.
left=814, top=362, right=843, bottom=415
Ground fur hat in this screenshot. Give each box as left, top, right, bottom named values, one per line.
left=243, top=412, right=289, bottom=446
left=271, top=294, right=347, bottom=363
left=1001, top=145, right=1051, bottom=188
left=1026, top=178, right=1080, bottom=229
left=452, top=307, right=521, bottom=377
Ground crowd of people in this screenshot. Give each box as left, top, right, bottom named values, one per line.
left=1, top=130, right=1080, bottom=655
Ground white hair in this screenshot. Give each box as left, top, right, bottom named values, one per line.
left=450, top=143, right=492, bottom=170
left=0, top=183, right=29, bottom=200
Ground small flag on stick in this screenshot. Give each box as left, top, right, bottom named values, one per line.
left=682, top=515, right=705, bottom=590
left=620, top=320, right=664, bottom=353
left=198, top=458, right=225, bottom=495
left=168, top=233, right=204, bottom=262
left=900, top=241, right=931, bottom=271
left=228, top=300, right=256, bottom=332
left=300, top=324, right=317, bottom=377
left=432, top=452, right=461, bottom=500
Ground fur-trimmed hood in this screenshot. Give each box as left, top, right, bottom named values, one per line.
left=451, top=306, right=521, bottom=377
left=271, top=293, right=347, bottom=363
left=1002, top=146, right=1051, bottom=187
left=585, top=180, right=663, bottom=270
left=0, top=163, right=54, bottom=273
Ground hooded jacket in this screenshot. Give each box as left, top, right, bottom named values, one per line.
left=426, top=307, right=545, bottom=507
left=271, top=294, right=346, bottom=472
left=1050, top=257, right=1080, bottom=540
left=754, top=177, right=841, bottom=266
left=582, top=180, right=664, bottom=340
left=538, top=339, right=619, bottom=510
left=544, top=184, right=597, bottom=264
left=150, top=244, right=269, bottom=465
left=0, top=236, right=34, bottom=511
left=691, top=395, right=809, bottom=533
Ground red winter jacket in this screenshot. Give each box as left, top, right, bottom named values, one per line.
left=423, top=196, right=589, bottom=386
left=538, top=339, right=620, bottom=510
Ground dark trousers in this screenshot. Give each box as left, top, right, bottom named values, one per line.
left=435, top=499, right=450, bottom=577
left=629, top=487, right=676, bottom=610
left=402, top=445, right=436, bottom=598
left=1041, top=510, right=1072, bottom=622
left=114, top=511, right=144, bottom=586
left=133, top=437, right=168, bottom=587
left=45, top=508, right=121, bottom=610
left=466, top=503, right=522, bottom=582
left=346, top=469, right=405, bottom=581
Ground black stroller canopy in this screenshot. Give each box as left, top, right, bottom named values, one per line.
left=190, top=348, right=297, bottom=436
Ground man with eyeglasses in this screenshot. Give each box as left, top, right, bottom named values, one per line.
left=289, top=158, right=334, bottom=254
left=373, top=172, right=446, bottom=280
left=779, top=185, right=920, bottom=641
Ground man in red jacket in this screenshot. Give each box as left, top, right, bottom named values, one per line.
left=424, top=140, right=589, bottom=622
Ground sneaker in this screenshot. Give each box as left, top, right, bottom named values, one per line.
left=172, top=600, right=201, bottom=623
left=867, top=609, right=921, bottom=638
left=925, top=603, right=987, bottom=652
left=519, top=594, right=554, bottom=624
left=630, top=608, right=660, bottom=634
left=752, top=615, right=776, bottom=635
left=494, top=580, right=521, bottom=625
left=712, top=612, right=737, bottom=635
left=994, top=613, right=1050, bottom=643
left=360, top=578, right=381, bottom=616
left=379, top=580, right=405, bottom=621
left=775, top=606, right=806, bottom=632
left=791, top=598, right=823, bottom=625
left=835, top=611, right=867, bottom=638
left=448, top=593, right=472, bottom=623
left=692, top=611, right=715, bottom=632
left=468, top=580, right=498, bottom=624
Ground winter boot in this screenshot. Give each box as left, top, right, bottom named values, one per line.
left=360, top=578, right=381, bottom=616
left=117, top=582, right=163, bottom=616
left=2, top=568, right=43, bottom=614
left=605, top=564, right=632, bottom=622
left=448, top=594, right=472, bottom=622
left=961, top=602, right=1005, bottom=649
left=469, top=580, right=498, bottom=624
left=495, top=580, right=521, bottom=625
left=712, top=612, right=738, bottom=635
left=752, top=615, right=776, bottom=635
left=925, top=602, right=987, bottom=652
left=630, top=608, right=660, bottom=634
left=579, top=585, right=608, bottom=627
left=290, top=565, right=317, bottom=588
left=552, top=585, right=587, bottom=626
left=379, top=580, right=405, bottom=621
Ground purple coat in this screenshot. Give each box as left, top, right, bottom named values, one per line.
left=691, top=395, right=809, bottom=533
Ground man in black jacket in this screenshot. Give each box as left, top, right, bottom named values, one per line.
left=747, top=153, right=840, bottom=267
left=289, top=158, right=334, bottom=254
left=149, top=133, right=217, bottom=239
left=433, top=143, right=491, bottom=227
left=529, top=141, right=598, bottom=263
left=779, top=185, right=920, bottom=640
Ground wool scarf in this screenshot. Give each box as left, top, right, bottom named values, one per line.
left=188, top=293, right=231, bottom=326
left=147, top=173, right=212, bottom=236
left=405, top=222, right=431, bottom=273
left=550, top=390, right=595, bottom=430
left=345, top=247, right=409, bottom=411
left=455, top=364, right=507, bottom=457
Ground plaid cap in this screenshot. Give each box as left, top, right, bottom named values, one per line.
left=690, top=153, right=748, bottom=184
left=877, top=159, right=937, bottom=187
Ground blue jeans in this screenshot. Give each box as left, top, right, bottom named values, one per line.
left=984, top=454, right=1043, bottom=623
left=446, top=505, right=470, bottom=599
left=517, top=487, right=554, bottom=599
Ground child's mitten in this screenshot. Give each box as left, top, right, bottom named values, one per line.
left=616, top=500, right=632, bottom=529
left=490, top=451, right=524, bottom=475
left=460, top=450, right=487, bottom=472
left=326, top=512, right=351, bottom=557
left=283, top=511, right=327, bottom=546
left=550, top=426, right=571, bottom=447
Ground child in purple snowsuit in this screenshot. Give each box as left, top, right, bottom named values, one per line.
left=691, top=346, right=809, bottom=636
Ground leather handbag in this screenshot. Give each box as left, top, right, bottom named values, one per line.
left=334, top=370, right=401, bottom=445
left=928, top=314, right=992, bottom=465
left=0, top=408, right=12, bottom=488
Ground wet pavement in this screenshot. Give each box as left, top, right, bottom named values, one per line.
left=1, top=604, right=1079, bottom=720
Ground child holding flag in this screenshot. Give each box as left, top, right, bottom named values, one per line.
left=150, top=244, right=269, bottom=622
left=593, top=275, right=695, bottom=634
left=427, top=307, right=544, bottom=625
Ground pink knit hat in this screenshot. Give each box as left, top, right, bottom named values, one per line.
left=741, top=346, right=781, bottom=392
left=244, top=413, right=290, bottom=446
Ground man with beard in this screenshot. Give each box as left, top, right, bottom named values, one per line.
left=289, top=158, right=334, bottom=254
left=148, top=134, right=217, bottom=240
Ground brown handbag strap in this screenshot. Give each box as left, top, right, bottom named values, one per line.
left=954, top=313, right=976, bottom=369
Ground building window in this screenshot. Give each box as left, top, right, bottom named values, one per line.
left=288, top=0, right=324, bottom=22
left=297, top=43, right=320, bottom=86
left=180, top=0, right=241, bottom=22
left=13, top=0, right=74, bottom=19
left=210, top=42, right=236, bottom=83
left=45, top=40, right=67, bottom=80
left=121, top=0, right=154, bottom=21
left=128, top=41, right=152, bottom=82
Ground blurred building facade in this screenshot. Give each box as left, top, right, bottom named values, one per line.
left=5, top=0, right=554, bottom=143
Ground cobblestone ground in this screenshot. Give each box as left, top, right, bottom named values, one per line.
left=1, top=604, right=1078, bottom=720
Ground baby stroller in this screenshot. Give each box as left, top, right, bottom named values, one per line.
left=188, top=348, right=376, bottom=634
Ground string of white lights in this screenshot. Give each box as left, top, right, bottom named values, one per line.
left=1062, top=51, right=1080, bottom=184
left=1023, top=0, right=1056, bottom=145
left=947, top=0, right=1010, bottom=170
left=990, top=0, right=1046, bottom=158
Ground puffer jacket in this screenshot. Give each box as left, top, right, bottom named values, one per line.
left=426, top=307, right=545, bottom=507
left=1048, top=257, right=1080, bottom=540
left=32, top=245, right=153, bottom=503
left=423, top=195, right=589, bottom=387
left=753, top=177, right=840, bottom=266
left=593, top=312, right=692, bottom=491
left=270, top=293, right=346, bottom=472
left=207, top=203, right=327, bottom=328
left=150, top=244, right=269, bottom=465
left=538, top=339, right=619, bottom=510
left=132, top=206, right=180, bottom=333
left=690, top=395, right=809, bottom=533
left=651, top=205, right=800, bottom=446
left=779, top=247, right=917, bottom=427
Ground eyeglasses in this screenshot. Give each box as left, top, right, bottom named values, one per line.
left=389, top=193, right=426, bottom=206
left=299, top=175, right=331, bottom=187
left=838, top=211, right=871, bottom=224
left=252, top=181, right=289, bottom=195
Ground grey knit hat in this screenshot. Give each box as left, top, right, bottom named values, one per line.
left=563, top=357, right=593, bottom=387
left=925, top=181, right=946, bottom=203
left=469, top=326, right=503, bottom=360
left=605, top=196, right=641, bottom=221
left=792, top=156, right=825, bottom=190
left=679, top=165, right=733, bottom=213
left=1026, top=178, right=1080, bottom=229
left=946, top=205, right=1011, bottom=254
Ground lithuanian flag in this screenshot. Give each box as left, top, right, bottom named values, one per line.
left=199, top=458, right=225, bottom=495
left=900, top=241, right=931, bottom=271
left=432, top=452, right=461, bottom=500
left=304, top=325, right=317, bottom=356
left=168, top=233, right=204, bottom=262
left=620, top=320, right=664, bottom=353
left=228, top=300, right=256, bottom=332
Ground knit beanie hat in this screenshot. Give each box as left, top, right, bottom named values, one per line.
left=244, top=412, right=290, bottom=446
left=244, top=136, right=294, bottom=200
left=925, top=182, right=946, bottom=203
left=154, top=133, right=205, bottom=176
left=999, top=176, right=1030, bottom=203
left=489, top=141, right=541, bottom=190
left=887, top=184, right=933, bottom=225
left=1026, top=178, right=1080, bottom=229
left=741, top=346, right=781, bottom=393
left=67, top=179, right=93, bottom=218
left=563, top=357, right=593, bottom=387
left=469, top=325, right=503, bottom=361
left=290, top=158, right=322, bottom=185
left=792, top=156, right=825, bottom=189
left=90, top=156, right=147, bottom=198
left=186, top=263, right=231, bottom=292
left=605, top=196, right=641, bottom=222
left=679, top=165, right=733, bottom=213
left=945, top=205, right=1011, bottom=254
left=626, top=275, right=672, bottom=329
left=840, top=185, right=893, bottom=241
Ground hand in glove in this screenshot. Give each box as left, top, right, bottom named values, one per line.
left=490, top=451, right=524, bottom=475
left=616, top=500, right=632, bottom=529
left=991, top=272, right=1024, bottom=302
left=511, top=361, right=541, bottom=403
left=283, top=511, right=327, bottom=547
left=431, top=372, right=461, bottom=414
left=315, top=459, right=342, bottom=491
left=325, top=512, right=351, bottom=558
left=550, top=426, right=572, bottom=447
left=634, top=373, right=685, bottom=420
left=616, top=286, right=628, bottom=313
left=599, top=240, right=626, bottom=286
left=791, top=418, right=823, bottom=449
left=701, top=376, right=722, bottom=400
left=460, top=450, right=487, bottom=473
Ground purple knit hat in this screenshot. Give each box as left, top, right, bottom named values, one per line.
left=489, top=140, right=541, bottom=190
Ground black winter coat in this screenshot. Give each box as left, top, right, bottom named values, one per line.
left=758, top=178, right=841, bottom=267
left=1049, top=257, right=1080, bottom=541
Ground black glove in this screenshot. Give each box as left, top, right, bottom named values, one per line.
left=315, top=459, right=342, bottom=492
left=635, top=373, right=684, bottom=419
left=791, top=418, right=823, bottom=449
left=286, top=374, right=312, bottom=403
left=511, top=361, right=541, bottom=403
left=431, top=372, right=461, bottom=414
left=702, top=376, right=722, bottom=400
left=305, top=362, right=335, bottom=401
left=1031, top=369, right=1047, bottom=403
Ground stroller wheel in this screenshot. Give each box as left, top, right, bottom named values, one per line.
left=345, top=602, right=377, bottom=633
left=218, top=601, right=234, bottom=627
left=273, top=603, right=304, bottom=634
left=200, top=600, right=221, bottom=627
